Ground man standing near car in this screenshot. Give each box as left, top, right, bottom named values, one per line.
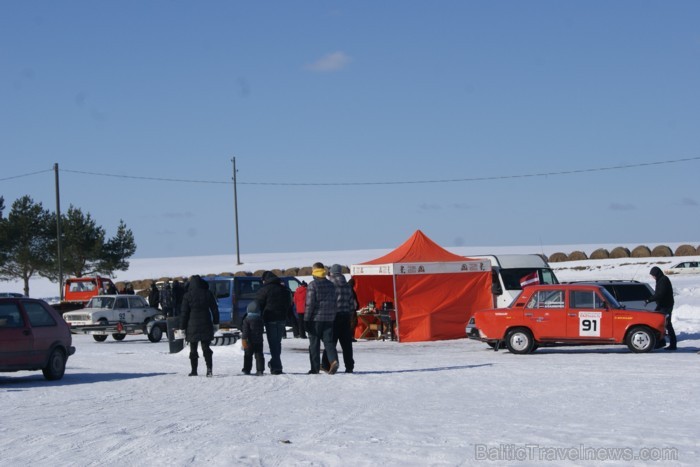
left=256, top=271, right=292, bottom=375
left=646, top=266, right=677, bottom=350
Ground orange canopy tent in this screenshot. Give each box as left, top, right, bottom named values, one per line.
left=350, top=230, right=493, bottom=342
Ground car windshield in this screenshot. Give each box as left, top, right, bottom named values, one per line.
left=599, top=288, right=622, bottom=308
left=86, top=297, right=114, bottom=309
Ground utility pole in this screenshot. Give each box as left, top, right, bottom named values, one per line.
left=54, top=163, right=64, bottom=301
left=232, top=157, right=242, bottom=265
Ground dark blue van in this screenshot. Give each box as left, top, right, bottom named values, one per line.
left=203, top=276, right=301, bottom=328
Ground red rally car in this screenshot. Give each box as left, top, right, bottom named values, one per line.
left=466, top=284, right=667, bottom=354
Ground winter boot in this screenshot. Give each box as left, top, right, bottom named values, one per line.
left=329, top=360, right=339, bottom=375
left=188, top=358, right=198, bottom=376
left=206, top=366, right=213, bottom=377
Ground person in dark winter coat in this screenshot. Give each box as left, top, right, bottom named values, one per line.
left=180, top=275, right=220, bottom=376
left=646, top=266, right=677, bottom=350
left=322, top=264, right=356, bottom=373
left=172, top=280, right=185, bottom=317
left=256, top=271, right=293, bottom=375
left=148, top=282, right=160, bottom=309
left=305, top=262, right=339, bottom=374
left=294, top=281, right=308, bottom=338
left=241, top=301, right=265, bottom=375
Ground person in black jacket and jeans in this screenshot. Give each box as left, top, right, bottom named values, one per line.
left=645, top=266, right=676, bottom=350
left=180, top=275, right=220, bottom=376
left=256, top=271, right=293, bottom=375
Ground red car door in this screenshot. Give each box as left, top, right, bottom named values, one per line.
left=22, top=301, right=60, bottom=365
left=0, top=302, right=34, bottom=366
left=524, top=289, right=568, bottom=339
left=566, top=289, right=613, bottom=341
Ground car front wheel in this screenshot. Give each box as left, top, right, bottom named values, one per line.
left=93, top=335, right=108, bottom=342
left=626, top=326, right=656, bottom=353
left=42, top=348, right=67, bottom=380
left=148, top=325, right=163, bottom=343
left=505, top=328, right=535, bottom=354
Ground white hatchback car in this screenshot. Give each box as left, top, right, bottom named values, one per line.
left=63, top=295, right=160, bottom=326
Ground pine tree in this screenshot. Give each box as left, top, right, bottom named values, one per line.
left=0, top=196, right=55, bottom=296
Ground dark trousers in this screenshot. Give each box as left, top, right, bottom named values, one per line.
left=322, top=313, right=354, bottom=371
left=298, top=314, right=307, bottom=338
left=243, top=342, right=265, bottom=373
left=264, top=321, right=285, bottom=372
left=189, top=340, right=213, bottom=369
left=307, top=321, right=338, bottom=373
left=659, top=307, right=677, bottom=348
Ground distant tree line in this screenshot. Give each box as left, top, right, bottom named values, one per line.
left=0, top=195, right=136, bottom=296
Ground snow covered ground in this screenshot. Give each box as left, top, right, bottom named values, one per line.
left=2, top=247, right=700, bottom=466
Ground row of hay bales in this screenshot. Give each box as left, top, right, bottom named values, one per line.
left=118, top=265, right=353, bottom=296
left=548, top=244, right=700, bottom=263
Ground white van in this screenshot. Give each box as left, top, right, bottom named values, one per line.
left=468, top=254, right=559, bottom=308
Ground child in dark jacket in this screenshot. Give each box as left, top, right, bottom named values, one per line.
left=241, top=301, right=265, bottom=375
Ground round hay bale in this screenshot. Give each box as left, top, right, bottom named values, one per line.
left=651, top=245, right=673, bottom=257
left=697, top=245, right=700, bottom=255
left=631, top=245, right=651, bottom=258
left=270, top=269, right=284, bottom=277
left=590, top=248, right=610, bottom=260
left=568, top=250, right=588, bottom=261
left=283, top=267, right=299, bottom=276
left=674, top=244, right=697, bottom=256
left=234, top=271, right=252, bottom=277
left=297, top=266, right=313, bottom=276
left=548, top=252, right=568, bottom=262
left=252, top=269, right=267, bottom=277
left=131, top=279, right=149, bottom=290
left=609, top=247, right=631, bottom=259
left=218, top=272, right=235, bottom=277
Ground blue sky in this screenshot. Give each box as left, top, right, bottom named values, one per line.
left=1, top=1, right=699, bottom=259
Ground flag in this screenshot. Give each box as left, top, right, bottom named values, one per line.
left=520, top=271, right=540, bottom=288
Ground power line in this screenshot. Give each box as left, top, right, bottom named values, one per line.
left=3, top=157, right=699, bottom=186
left=0, top=168, right=53, bottom=182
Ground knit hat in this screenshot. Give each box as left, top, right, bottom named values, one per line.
left=330, top=264, right=343, bottom=276
left=650, top=266, right=662, bottom=278
left=246, top=301, right=260, bottom=317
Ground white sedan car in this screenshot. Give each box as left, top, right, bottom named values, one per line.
left=63, top=295, right=160, bottom=326
left=665, top=261, right=700, bottom=275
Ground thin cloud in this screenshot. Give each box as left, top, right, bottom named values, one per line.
left=451, top=203, right=471, bottom=210
left=681, top=197, right=698, bottom=206
left=418, top=203, right=441, bottom=211
left=609, top=202, right=636, bottom=211
left=305, top=51, right=351, bottom=72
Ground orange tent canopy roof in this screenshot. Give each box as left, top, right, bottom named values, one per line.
left=360, top=230, right=469, bottom=264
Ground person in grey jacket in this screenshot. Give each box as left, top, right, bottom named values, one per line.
left=305, top=262, right=339, bottom=374
left=180, top=275, right=220, bottom=377
left=322, top=264, right=356, bottom=373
